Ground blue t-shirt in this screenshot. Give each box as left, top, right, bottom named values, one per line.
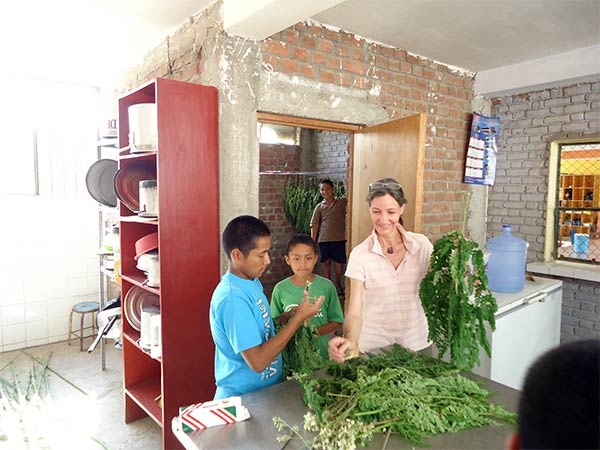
left=209, top=271, right=282, bottom=399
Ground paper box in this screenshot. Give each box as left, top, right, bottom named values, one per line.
left=179, top=396, right=250, bottom=432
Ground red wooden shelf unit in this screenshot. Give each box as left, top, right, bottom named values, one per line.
left=117, top=78, right=220, bottom=450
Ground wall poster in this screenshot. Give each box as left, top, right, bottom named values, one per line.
left=464, top=113, right=500, bottom=186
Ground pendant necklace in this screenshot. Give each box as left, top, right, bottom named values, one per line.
left=386, top=246, right=394, bottom=254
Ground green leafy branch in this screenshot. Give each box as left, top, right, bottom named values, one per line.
left=419, top=230, right=497, bottom=371
left=274, top=345, right=516, bottom=450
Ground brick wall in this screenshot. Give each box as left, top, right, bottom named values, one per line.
left=489, top=81, right=600, bottom=258
left=489, top=79, right=600, bottom=342
left=315, top=130, right=350, bottom=186
left=118, top=12, right=479, bottom=286
left=259, top=143, right=302, bottom=297
left=262, top=22, right=475, bottom=237
left=560, top=278, right=600, bottom=342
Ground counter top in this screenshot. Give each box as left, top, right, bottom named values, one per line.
left=173, top=371, right=519, bottom=450
left=493, top=275, right=562, bottom=314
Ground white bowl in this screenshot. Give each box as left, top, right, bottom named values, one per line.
left=136, top=250, right=158, bottom=273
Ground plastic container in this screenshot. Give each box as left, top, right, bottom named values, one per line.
left=573, top=233, right=589, bottom=254
left=486, top=224, right=527, bottom=293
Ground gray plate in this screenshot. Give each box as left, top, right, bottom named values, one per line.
left=86, top=159, right=118, bottom=207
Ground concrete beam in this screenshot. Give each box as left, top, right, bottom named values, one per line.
left=475, top=44, right=600, bottom=98
left=223, top=0, right=346, bottom=40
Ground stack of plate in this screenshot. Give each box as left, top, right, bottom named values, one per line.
left=123, top=286, right=160, bottom=332
left=114, top=161, right=156, bottom=213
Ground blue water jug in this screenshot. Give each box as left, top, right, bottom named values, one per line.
left=486, top=224, right=527, bottom=293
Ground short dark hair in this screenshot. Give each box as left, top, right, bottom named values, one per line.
left=518, top=339, right=599, bottom=449
left=366, top=177, right=407, bottom=206
left=319, top=178, right=334, bottom=188
left=285, top=233, right=319, bottom=260
left=222, top=215, right=270, bottom=259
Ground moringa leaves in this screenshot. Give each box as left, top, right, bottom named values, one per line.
left=281, top=345, right=516, bottom=449
left=419, top=231, right=497, bottom=371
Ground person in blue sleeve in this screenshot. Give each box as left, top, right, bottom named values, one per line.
left=209, top=215, right=324, bottom=400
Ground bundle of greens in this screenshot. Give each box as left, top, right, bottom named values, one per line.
left=277, top=321, right=326, bottom=377
left=274, top=345, right=516, bottom=450
left=419, top=230, right=497, bottom=371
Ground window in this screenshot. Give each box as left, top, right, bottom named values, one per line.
left=0, top=75, right=98, bottom=197
left=551, top=141, right=600, bottom=264
left=259, top=123, right=299, bottom=144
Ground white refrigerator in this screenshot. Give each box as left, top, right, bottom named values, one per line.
left=471, top=276, right=563, bottom=390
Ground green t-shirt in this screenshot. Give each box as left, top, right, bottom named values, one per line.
left=270, top=275, right=344, bottom=359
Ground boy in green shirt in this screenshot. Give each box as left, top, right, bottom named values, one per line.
left=270, top=234, right=344, bottom=359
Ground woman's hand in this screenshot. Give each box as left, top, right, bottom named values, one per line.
left=328, top=336, right=358, bottom=363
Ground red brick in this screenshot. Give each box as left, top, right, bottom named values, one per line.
left=324, top=29, right=340, bottom=42
left=373, top=55, right=388, bottom=68
left=342, top=32, right=361, bottom=47
left=326, top=56, right=342, bottom=70
left=308, top=24, right=323, bottom=36
left=318, top=38, right=334, bottom=53
left=299, top=64, right=315, bottom=78
left=264, top=39, right=290, bottom=57
left=406, top=53, right=419, bottom=65
left=312, top=51, right=327, bottom=66
left=381, top=47, right=394, bottom=58
left=282, top=29, right=299, bottom=45
left=293, top=47, right=308, bottom=62
left=394, top=74, right=407, bottom=85
left=281, top=59, right=298, bottom=74
left=320, top=69, right=335, bottom=83
left=351, top=48, right=365, bottom=61
left=263, top=54, right=280, bottom=71
left=343, top=60, right=366, bottom=75
left=388, top=59, right=400, bottom=72
left=337, top=45, right=351, bottom=57
left=300, top=34, right=317, bottom=49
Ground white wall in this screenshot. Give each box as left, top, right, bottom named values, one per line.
left=0, top=196, right=99, bottom=351
left=0, top=76, right=101, bottom=352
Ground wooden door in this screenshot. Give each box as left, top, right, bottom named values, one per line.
left=349, top=113, right=426, bottom=250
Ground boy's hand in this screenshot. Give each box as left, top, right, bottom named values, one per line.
left=279, top=306, right=298, bottom=324
left=293, top=289, right=324, bottom=322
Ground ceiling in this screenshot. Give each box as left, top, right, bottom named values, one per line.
left=0, top=0, right=598, bottom=89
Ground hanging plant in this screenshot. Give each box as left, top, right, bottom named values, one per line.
left=284, top=176, right=345, bottom=234
left=419, top=193, right=498, bottom=371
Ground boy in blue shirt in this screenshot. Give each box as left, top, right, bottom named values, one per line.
left=209, top=215, right=324, bottom=400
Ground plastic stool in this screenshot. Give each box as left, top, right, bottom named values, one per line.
left=68, top=301, right=100, bottom=351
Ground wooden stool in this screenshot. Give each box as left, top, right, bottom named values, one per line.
left=68, top=301, right=100, bottom=351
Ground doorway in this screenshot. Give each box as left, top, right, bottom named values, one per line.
left=257, top=117, right=354, bottom=298
left=256, top=112, right=426, bottom=300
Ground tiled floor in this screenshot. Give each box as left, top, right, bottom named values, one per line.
left=0, top=340, right=162, bottom=450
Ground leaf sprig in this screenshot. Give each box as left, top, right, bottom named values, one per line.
left=274, top=345, right=516, bottom=449
left=419, top=231, right=498, bottom=371
left=277, top=322, right=326, bottom=378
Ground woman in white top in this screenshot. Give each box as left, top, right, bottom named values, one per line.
left=328, top=178, right=433, bottom=363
